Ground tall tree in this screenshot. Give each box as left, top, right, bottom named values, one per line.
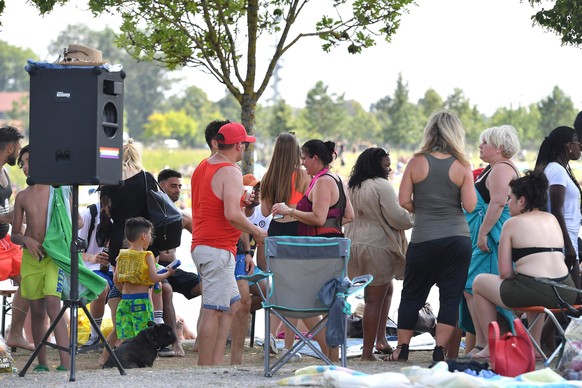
left=344, top=100, right=381, bottom=144
left=26, top=0, right=416, bottom=173
left=48, top=24, right=172, bottom=139
left=300, top=81, right=347, bottom=140
left=537, top=85, right=577, bottom=136
left=444, top=88, right=485, bottom=147
left=417, top=88, right=444, bottom=122
left=164, top=84, right=225, bottom=139
left=0, top=41, right=38, bottom=91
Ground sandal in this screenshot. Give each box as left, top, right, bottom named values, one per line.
left=56, top=365, right=68, bottom=372
left=383, top=344, right=409, bottom=361
left=433, top=345, right=446, bottom=362
left=459, top=345, right=484, bottom=359
left=33, top=364, right=49, bottom=372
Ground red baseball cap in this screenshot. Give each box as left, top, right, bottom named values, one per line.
left=217, top=122, right=256, bottom=145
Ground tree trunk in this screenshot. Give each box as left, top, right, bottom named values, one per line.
left=240, top=93, right=257, bottom=174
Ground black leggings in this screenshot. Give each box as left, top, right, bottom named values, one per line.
left=398, top=236, right=471, bottom=330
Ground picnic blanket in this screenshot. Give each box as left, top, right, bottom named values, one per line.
left=277, top=363, right=582, bottom=387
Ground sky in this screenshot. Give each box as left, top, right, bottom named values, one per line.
left=1, top=0, right=582, bottom=117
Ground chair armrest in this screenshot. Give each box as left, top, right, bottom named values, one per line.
left=238, top=270, right=272, bottom=284
left=346, top=274, right=373, bottom=295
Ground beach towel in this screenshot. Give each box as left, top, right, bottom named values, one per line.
left=42, top=187, right=107, bottom=302
left=460, top=191, right=514, bottom=334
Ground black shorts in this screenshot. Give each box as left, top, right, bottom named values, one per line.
left=162, top=267, right=200, bottom=300
left=268, top=220, right=298, bottom=236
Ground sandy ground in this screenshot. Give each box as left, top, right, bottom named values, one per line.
left=0, top=340, right=462, bottom=387
left=0, top=337, right=554, bottom=388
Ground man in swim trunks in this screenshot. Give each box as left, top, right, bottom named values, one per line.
left=11, top=145, right=71, bottom=371
left=0, top=126, right=34, bottom=351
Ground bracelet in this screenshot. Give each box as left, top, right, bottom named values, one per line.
left=290, top=208, right=295, bottom=217
left=244, top=250, right=254, bottom=255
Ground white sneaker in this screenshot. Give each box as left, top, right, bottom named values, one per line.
left=267, top=333, right=278, bottom=355
left=281, top=348, right=301, bottom=362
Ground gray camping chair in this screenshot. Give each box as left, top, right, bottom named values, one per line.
left=242, top=236, right=371, bottom=377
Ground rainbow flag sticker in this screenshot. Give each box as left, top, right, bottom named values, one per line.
left=99, top=147, right=120, bottom=159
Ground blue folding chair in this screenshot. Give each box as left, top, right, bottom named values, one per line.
left=242, top=236, right=371, bottom=377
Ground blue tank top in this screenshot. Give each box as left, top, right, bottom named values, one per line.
left=411, top=154, right=469, bottom=243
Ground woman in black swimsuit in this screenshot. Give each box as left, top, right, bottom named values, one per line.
left=470, top=170, right=577, bottom=359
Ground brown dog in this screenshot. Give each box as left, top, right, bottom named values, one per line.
left=103, top=322, right=176, bottom=369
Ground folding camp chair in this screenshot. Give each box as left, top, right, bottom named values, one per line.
left=513, top=277, right=582, bottom=367
left=242, top=236, right=371, bottom=377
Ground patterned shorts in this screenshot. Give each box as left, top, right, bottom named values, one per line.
left=116, top=293, right=153, bottom=340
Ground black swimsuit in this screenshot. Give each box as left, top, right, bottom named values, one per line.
left=511, top=247, right=563, bottom=263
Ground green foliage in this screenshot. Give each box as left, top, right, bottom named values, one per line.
left=144, top=110, right=201, bottom=146
left=0, top=41, right=38, bottom=91
left=527, top=0, right=582, bottom=46
left=300, top=81, right=347, bottom=140
left=444, top=88, right=485, bottom=146
left=27, top=0, right=418, bottom=174
left=537, top=85, right=577, bottom=136
left=489, top=104, right=542, bottom=150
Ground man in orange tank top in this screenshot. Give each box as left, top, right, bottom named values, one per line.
left=191, top=122, right=267, bottom=366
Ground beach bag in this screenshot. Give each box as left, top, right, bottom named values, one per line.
left=415, top=303, right=437, bottom=336
left=143, top=172, right=182, bottom=251
left=489, top=318, right=535, bottom=377
left=347, top=314, right=363, bottom=338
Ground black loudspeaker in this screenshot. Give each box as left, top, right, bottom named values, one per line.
left=27, top=66, right=125, bottom=185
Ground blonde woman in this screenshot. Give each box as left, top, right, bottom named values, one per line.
left=389, top=111, right=477, bottom=362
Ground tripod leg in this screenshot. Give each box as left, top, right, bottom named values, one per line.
left=80, top=301, right=125, bottom=374
left=19, top=302, right=69, bottom=377
left=69, top=301, right=78, bottom=381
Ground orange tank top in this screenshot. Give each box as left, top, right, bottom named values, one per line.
left=191, top=159, right=241, bottom=256
left=288, top=171, right=304, bottom=205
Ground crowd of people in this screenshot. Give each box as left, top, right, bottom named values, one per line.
left=1, top=108, right=582, bottom=371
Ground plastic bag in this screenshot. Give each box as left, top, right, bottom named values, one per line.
left=0, top=335, right=17, bottom=373
left=557, top=316, right=582, bottom=379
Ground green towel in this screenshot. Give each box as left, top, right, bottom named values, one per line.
left=42, top=187, right=107, bottom=302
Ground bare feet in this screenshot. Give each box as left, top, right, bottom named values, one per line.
left=173, top=340, right=185, bottom=357
left=360, top=354, right=380, bottom=361
left=374, top=343, right=393, bottom=354
left=6, top=335, right=35, bottom=351
left=98, top=352, right=109, bottom=367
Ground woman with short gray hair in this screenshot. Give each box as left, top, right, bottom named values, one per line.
left=461, top=125, right=521, bottom=358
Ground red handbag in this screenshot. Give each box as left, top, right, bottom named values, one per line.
left=488, top=318, right=535, bottom=377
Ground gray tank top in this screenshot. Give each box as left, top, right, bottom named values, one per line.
left=411, top=154, right=469, bottom=243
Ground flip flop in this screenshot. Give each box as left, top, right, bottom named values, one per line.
left=56, top=365, right=68, bottom=372
left=33, top=364, right=49, bottom=372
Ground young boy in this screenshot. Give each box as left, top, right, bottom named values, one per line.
left=113, top=217, right=176, bottom=341
left=11, top=145, right=70, bottom=371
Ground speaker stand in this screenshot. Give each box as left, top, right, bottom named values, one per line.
left=19, top=184, right=125, bottom=380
